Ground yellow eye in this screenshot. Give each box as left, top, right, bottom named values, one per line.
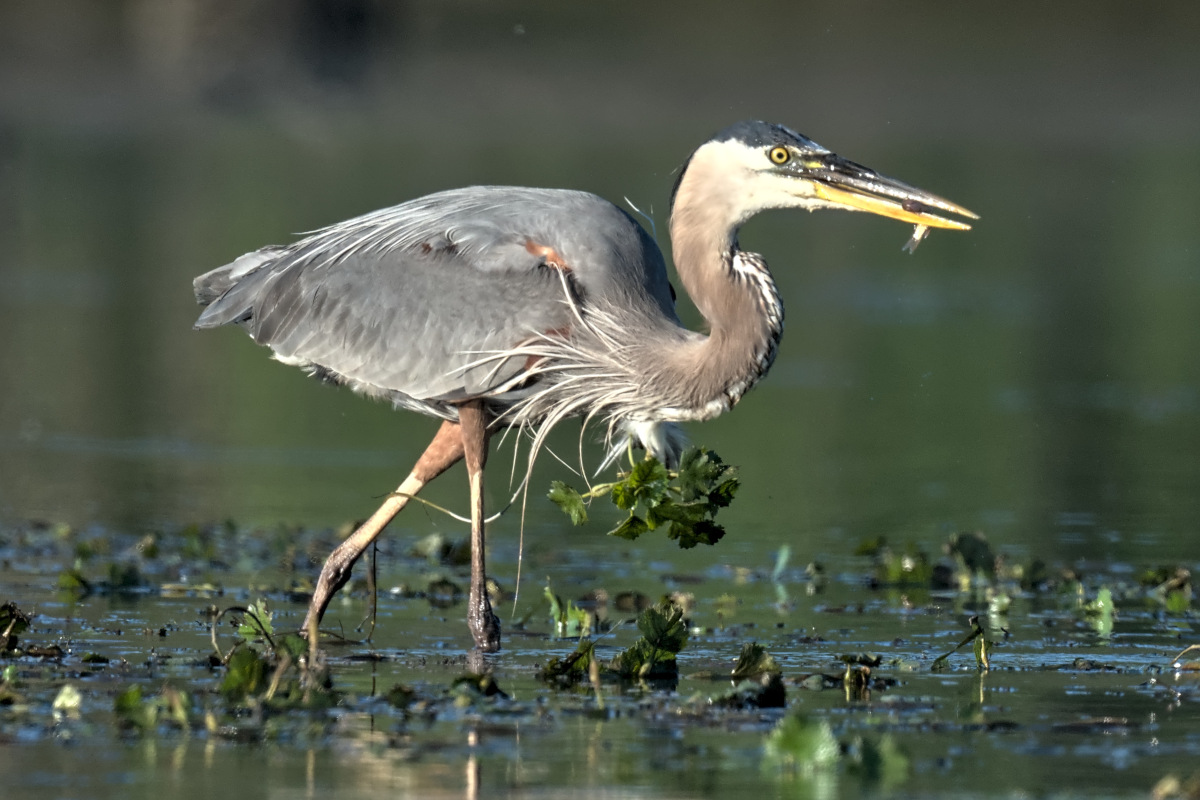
left=768, top=146, right=790, bottom=165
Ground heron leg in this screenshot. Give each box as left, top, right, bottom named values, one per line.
left=301, top=419, right=464, bottom=636
left=459, top=400, right=501, bottom=652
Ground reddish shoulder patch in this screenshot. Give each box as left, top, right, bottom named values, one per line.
left=524, top=239, right=571, bottom=272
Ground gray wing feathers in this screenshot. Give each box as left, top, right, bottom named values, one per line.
left=192, top=186, right=676, bottom=408
left=193, top=247, right=287, bottom=311
left=251, top=250, right=568, bottom=400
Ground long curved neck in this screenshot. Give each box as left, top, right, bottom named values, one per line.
left=661, top=166, right=784, bottom=420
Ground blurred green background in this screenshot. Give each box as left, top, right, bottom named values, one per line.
left=1, top=0, right=1198, bottom=565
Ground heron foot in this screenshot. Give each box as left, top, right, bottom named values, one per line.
left=301, top=543, right=361, bottom=637
left=468, top=590, right=502, bottom=653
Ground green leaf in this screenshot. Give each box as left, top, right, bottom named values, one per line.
left=610, top=639, right=676, bottom=680
left=636, top=601, right=688, bottom=654
left=872, top=542, right=932, bottom=587
left=544, top=580, right=592, bottom=637
left=1084, top=586, right=1114, bottom=638
left=114, top=684, right=144, bottom=715
left=608, top=601, right=689, bottom=681
left=56, top=569, right=91, bottom=595
left=278, top=633, right=308, bottom=660
left=544, top=583, right=565, bottom=621
left=731, top=642, right=781, bottom=680
left=548, top=481, right=588, bottom=525
left=625, top=458, right=670, bottom=507
left=668, top=519, right=726, bottom=549
left=52, top=684, right=82, bottom=716
left=114, top=684, right=157, bottom=733
left=113, top=684, right=191, bottom=732
left=718, top=645, right=787, bottom=705
left=1165, top=589, right=1190, bottom=614
left=678, top=448, right=739, bottom=510
left=628, top=457, right=670, bottom=486
left=547, top=447, right=738, bottom=551
left=538, top=638, right=596, bottom=685
left=706, top=478, right=740, bottom=510
left=608, top=514, right=649, bottom=541
left=675, top=447, right=723, bottom=499
left=610, top=480, right=637, bottom=511
left=947, top=530, right=996, bottom=577
left=220, top=646, right=269, bottom=700
left=238, top=599, right=274, bottom=639
left=160, top=687, right=191, bottom=728
left=647, top=498, right=709, bottom=527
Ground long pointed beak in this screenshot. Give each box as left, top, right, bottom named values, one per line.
left=806, top=155, right=978, bottom=231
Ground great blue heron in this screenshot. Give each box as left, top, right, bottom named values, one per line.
left=193, top=120, right=976, bottom=652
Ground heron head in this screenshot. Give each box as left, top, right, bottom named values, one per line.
left=671, top=120, right=977, bottom=233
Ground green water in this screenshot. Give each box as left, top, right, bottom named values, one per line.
left=2, top=2, right=1200, bottom=797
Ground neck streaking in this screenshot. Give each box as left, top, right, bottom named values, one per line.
left=652, top=225, right=784, bottom=422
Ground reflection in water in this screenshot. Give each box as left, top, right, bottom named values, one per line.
left=466, top=728, right=478, bottom=800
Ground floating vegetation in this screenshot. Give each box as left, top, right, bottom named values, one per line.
left=945, top=529, right=999, bottom=579
left=211, top=599, right=334, bottom=710
left=450, top=672, right=509, bottom=705
left=539, top=600, right=689, bottom=687
left=113, top=684, right=192, bottom=735
left=0, top=602, right=30, bottom=654
left=1083, top=586, right=1116, bottom=638
left=3, top=515, right=1200, bottom=798
left=1141, top=566, right=1193, bottom=614
left=56, top=562, right=149, bottom=597
left=931, top=616, right=992, bottom=672
left=538, top=639, right=598, bottom=687
left=609, top=600, right=689, bottom=681
left=544, top=579, right=596, bottom=638
left=855, top=536, right=932, bottom=587
left=709, top=642, right=786, bottom=708
left=549, top=447, right=738, bottom=548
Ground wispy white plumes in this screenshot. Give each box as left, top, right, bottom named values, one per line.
left=453, top=269, right=689, bottom=489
